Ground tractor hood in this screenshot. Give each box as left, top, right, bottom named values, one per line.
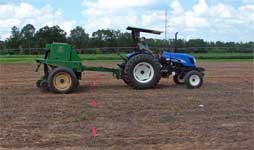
left=162, top=52, right=196, bottom=67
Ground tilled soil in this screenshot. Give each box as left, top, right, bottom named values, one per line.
left=0, top=62, right=254, bottom=150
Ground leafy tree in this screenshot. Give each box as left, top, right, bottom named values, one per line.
left=185, top=39, right=207, bottom=52
left=0, top=40, right=3, bottom=49
left=175, top=39, right=185, bottom=50
left=91, top=29, right=119, bottom=47
left=5, top=26, right=22, bottom=49
left=186, top=39, right=206, bottom=47
left=68, top=26, right=89, bottom=49
left=118, top=32, right=133, bottom=47
left=0, top=23, right=253, bottom=54
left=34, top=25, right=67, bottom=47
left=20, top=24, right=36, bottom=49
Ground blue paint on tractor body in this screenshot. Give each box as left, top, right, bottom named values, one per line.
left=126, top=51, right=197, bottom=67
left=162, top=52, right=196, bottom=67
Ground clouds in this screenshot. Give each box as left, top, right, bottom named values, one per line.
left=167, top=0, right=254, bottom=41
left=83, top=0, right=155, bottom=10
left=82, top=0, right=254, bottom=42
left=170, top=0, right=184, bottom=15
left=0, top=0, right=253, bottom=42
left=242, top=0, right=254, bottom=4
left=82, top=0, right=168, bottom=33
left=193, top=0, right=208, bottom=16
left=0, top=3, right=76, bottom=39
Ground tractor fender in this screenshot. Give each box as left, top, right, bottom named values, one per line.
left=126, top=50, right=153, bottom=60
left=194, top=67, right=205, bottom=76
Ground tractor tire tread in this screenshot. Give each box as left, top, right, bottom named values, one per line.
left=184, top=70, right=203, bottom=89
left=124, top=54, right=161, bottom=89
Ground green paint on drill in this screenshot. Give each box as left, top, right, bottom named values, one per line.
left=35, top=43, right=120, bottom=78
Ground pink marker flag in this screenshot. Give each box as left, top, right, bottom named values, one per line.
left=89, top=89, right=93, bottom=95
left=93, top=78, right=96, bottom=87
left=91, top=100, right=97, bottom=107
left=92, top=127, right=97, bottom=137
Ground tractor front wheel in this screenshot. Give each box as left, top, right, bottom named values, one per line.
left=184, top=70, right=203, bottom=88
left=48, top=67, right=78, bottom=94
left=173, top=74, right=185, bottom=85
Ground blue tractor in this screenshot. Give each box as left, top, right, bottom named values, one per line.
left=119, top=27, right=205, bottom=89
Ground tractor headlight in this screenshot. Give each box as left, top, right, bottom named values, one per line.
left=193, top=58, right=197, bottom=64
left=188, top=57, right=196, bottom=65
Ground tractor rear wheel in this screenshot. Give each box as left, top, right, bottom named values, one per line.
left=48, top=67, right=78, bottom=94
left=121, top=69, right=130, bottom=85
left=124, top=54, right=161, bottom=89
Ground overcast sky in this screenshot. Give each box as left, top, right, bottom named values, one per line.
left=0, top=0, right=253, bottom=42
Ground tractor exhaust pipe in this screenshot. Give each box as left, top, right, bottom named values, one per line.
left=174, top=32, right=178, bottom=52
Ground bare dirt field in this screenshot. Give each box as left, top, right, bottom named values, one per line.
left=0, top=62, right=254, bottom=150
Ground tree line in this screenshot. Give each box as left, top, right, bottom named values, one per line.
left=0, top=24, right=253, bottom=54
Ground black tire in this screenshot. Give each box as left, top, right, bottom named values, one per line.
left=123, top=78, right=130, bottom=85
left=48, top=67, right=78, bottom=94
left=40, top=80, right=49, bottom=91
left=36, top=80, right=42, bottom=88
left=124, top=54, right=161, bottom=89
left=173, top=74, right=185, bottom=85
left=76, top=80, right=80, bottom=88
left=184, top=70, right=203, bottom=89
left=74, top=80, right=80, bottom=91
left=121, top=69, right=130, bottom=85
